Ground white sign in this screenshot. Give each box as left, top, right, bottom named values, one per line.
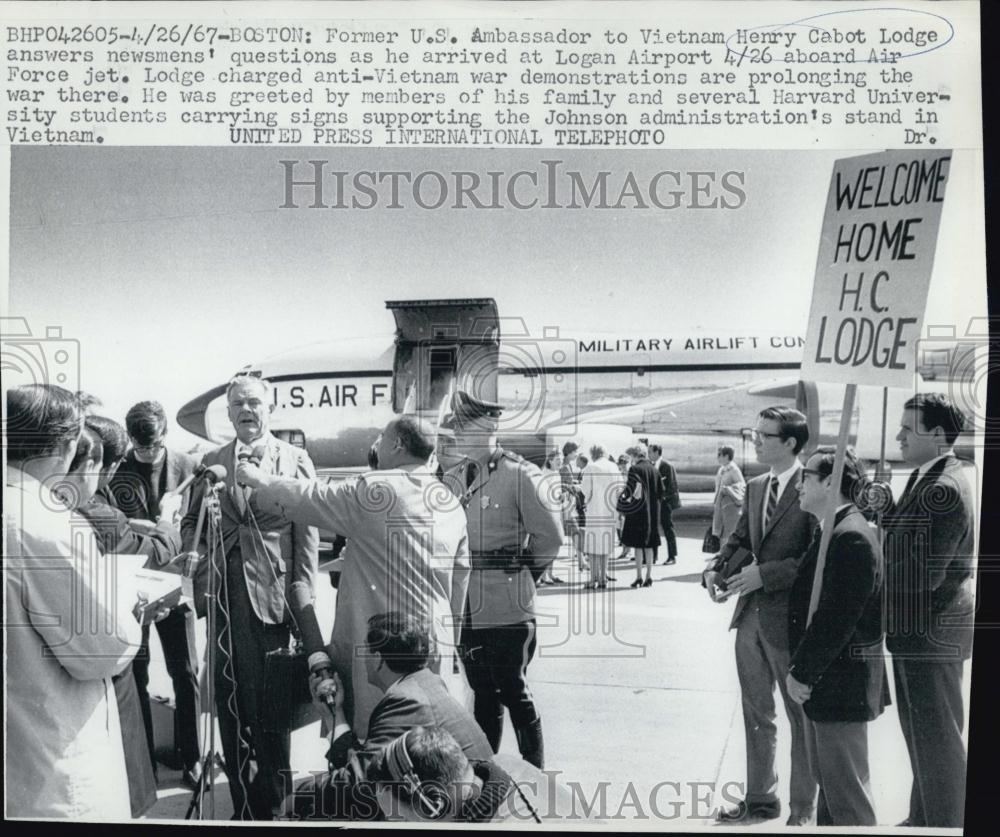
left=801, top=149, right=951, bottom=388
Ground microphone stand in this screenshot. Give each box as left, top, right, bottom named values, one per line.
left=184, top=478, right=225, bottom=820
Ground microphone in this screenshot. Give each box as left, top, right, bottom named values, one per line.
left=291, top=587, right=337, bottom=711
left=200, top=463, right=227, bottom=483
left=164, top=462, right=227, bottom=499
left=236, top=446, right=265, bottom=487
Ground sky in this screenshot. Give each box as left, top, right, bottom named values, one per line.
left=6, top=146, right=986, bottom=450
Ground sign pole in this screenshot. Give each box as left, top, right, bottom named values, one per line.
left=806, top=383, right=857, bottom=625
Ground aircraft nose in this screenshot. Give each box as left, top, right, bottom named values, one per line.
left=177, top=384, right=228, bottom=439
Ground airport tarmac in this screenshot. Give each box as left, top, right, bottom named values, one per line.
left=142, top=518, right=962, bottom=826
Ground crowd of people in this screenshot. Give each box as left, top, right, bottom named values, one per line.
left=3, top=380, right=975, bottom=826
left=540, top=439, right=684, bottom=589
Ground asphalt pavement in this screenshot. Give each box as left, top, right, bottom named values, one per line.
left=143, top=514, right=958, bottom=826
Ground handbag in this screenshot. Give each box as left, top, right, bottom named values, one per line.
left=701, top=527, right=721, bottom=554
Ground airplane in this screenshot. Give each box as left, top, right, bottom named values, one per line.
left=177, top=299, right=979, bottom=493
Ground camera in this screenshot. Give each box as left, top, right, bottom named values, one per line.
left=1, top=317, right=80, bottom=392
left=915, top=319, right=992, bottom=439
left=2, top=317, right=82, bottom=448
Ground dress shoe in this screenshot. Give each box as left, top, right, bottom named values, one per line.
left=629, top=579, right=642, bottom=589
left=642, top=578, right=652, bottom=588
left=606, top=575, right=617, bottom=581
left=786, top=811, right=814, bottom=826
left=664, top=557, right=677, bottom=565
left=550, top=577, right=565, bottom=584
left=715, top=800, right=780, bottom=824
left=181, top=761, right=203, bottom=790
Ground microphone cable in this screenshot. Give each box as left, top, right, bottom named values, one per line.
left=205, top=487, right=254, bottom=820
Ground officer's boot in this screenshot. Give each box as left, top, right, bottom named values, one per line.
left=515, top=718, right=544, bottom=769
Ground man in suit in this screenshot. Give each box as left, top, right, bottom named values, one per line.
left=703, top=406, right=817, bottom=825
left=181, top=374, right=319, bottom=819
left=109, top=400, right=201, bottom=787
left=286, top=612, right=493, bottom=820
left=649, top=443, right=680, bottom=564
left=883, top=393, right=975, bottom=828
left=236, top=414, right=470, bottom=741
left=786, top=447, right=890, bottom=826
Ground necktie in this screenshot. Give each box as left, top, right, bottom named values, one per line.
left=763, top=475, right=779, bottom=531
left=897, top=468, right=920, bottom=508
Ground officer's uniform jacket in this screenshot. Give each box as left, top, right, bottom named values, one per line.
left=444, top=447, right=563, bottom=627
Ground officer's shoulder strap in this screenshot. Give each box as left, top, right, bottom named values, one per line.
left=498, top=448, right=541, bottom=474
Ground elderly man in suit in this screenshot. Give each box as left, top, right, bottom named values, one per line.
left=786, top=447, right=890, bottom=826
left=109, top=400, right=201, bottom=788
left=181, top=374, right=319, bottom=819
left=883, top=393, right=975, bottom=828
left=237, top=414, right=470, bottom=743
left=703, top=406, right=817, bottom=825
left=285, top=612, right=492, bottom=820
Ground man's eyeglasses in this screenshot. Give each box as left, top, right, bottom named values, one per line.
left=132, top=440, right=164, bottom=454
left=751, top=430, right=783, bottom=442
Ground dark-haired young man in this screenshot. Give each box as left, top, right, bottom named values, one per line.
left=109, top=400, right=201, bottom=789
left=787, top=447, right=889, bottom=826
left=884, top=393, right=975, bottom=828
left=703, top=406, right=817, bottom=826
left=286, top=612, right=492, bottom=820
left=68, top=416, right=183, bottom=817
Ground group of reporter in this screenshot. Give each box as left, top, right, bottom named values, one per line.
left=3, top=381, right=976, bottom=825
left=4, top=378, right=571, bottom=822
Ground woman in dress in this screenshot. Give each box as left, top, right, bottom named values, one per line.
left=618, top=443, right=662, bottom=588
left=712, top=445, right=746, bottom=547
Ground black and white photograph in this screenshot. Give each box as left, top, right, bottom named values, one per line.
left=1, top=0, right=991, bottom=830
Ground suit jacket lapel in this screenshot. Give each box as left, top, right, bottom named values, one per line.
left=216, top=440, right=245, bottom=521
left=891, top=455, right=952, bottom=520
left=165, top=450, right=183, bottom=493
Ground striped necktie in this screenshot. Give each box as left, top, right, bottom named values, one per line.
left=763, top=475, right=779, bottom=530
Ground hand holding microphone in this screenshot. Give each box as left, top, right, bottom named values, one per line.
left=307, top=656, right=342, bottom=718
left=236, top=445, right=269, bottom=489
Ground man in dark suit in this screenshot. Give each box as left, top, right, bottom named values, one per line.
left=181, top=374, right=319, bottom=819
left=883, top=393, right=975, bottom=828
left=703, top=406, right=817, bottom=825
left=108, top=400, right=201, bottom=787
left=786, top=447, right=890, bottom=826
left=649, top=443, right=680, bottom=564
left=286, top=612, right=493, bottom=820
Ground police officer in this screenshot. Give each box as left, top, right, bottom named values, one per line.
left=438, top=391, right=564, bottom=770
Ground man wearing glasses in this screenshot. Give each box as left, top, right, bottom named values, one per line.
left=109, top=400, right=202, bottom=790
left=702, top=406, right=817, bottom=826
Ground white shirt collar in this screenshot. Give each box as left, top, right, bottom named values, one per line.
left=769, top=459, right=802, bottom=491
left=916, top=451, right=953, bottom=478
left=819, top=502, right=853, bottom=530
